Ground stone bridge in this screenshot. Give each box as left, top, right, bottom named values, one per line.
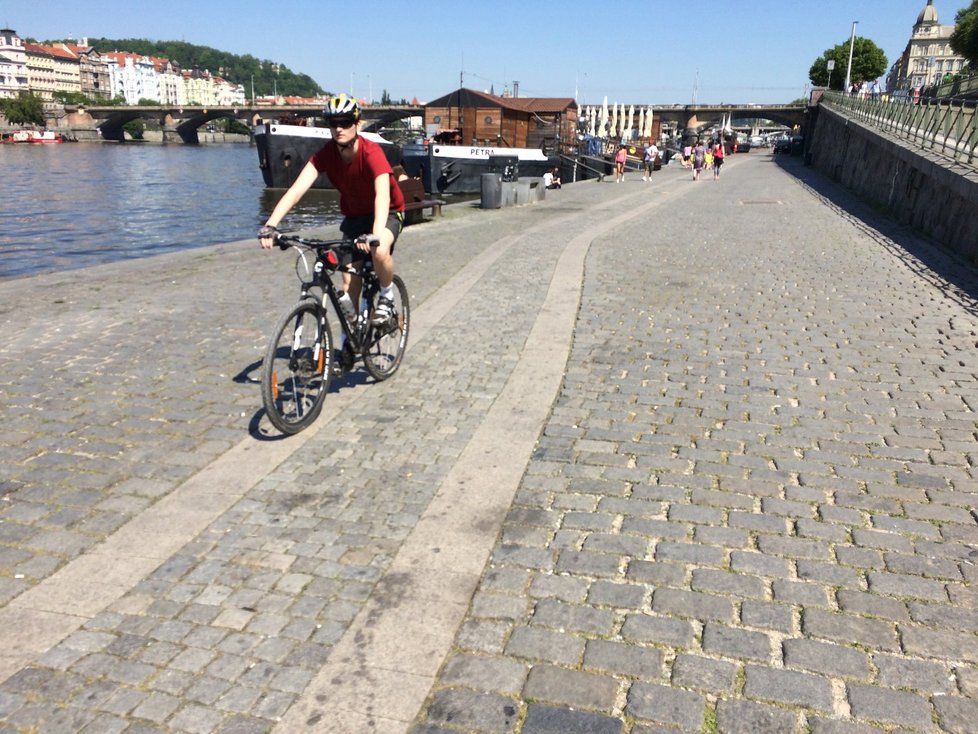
left=635, top=103, right=807, bottom=137
left=58, top=102, right=806, bottom=143
left=60, top=103, right=422, bottom=142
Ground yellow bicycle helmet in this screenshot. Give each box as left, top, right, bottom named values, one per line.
left=324, top=93, right=360, bottom=121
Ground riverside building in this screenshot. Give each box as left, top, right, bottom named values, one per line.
left=887, top=0, right=968, bottom=92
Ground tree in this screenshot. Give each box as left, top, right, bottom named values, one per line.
left=0, top=91, right=46, bottom=126
left=123, top=119, right=145, bottom=140
left=951, top=0, right=978, bottom=68
left=76, top=38, right=326, bottom=98
left=809, top=37, right=888, bottom=91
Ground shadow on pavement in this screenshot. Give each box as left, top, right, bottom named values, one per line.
left=773, top=154, right=978, bottom=319
left=245, top=367, right=370, bottom=441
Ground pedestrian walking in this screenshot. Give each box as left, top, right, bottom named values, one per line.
left=614, top=145, right=626, bottom=183
left=642, top=141, right=659, bottom=180
left=692, top=140, right=706, bottom=181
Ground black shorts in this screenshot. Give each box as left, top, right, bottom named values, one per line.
left=339, top=212, right=402, bottom=265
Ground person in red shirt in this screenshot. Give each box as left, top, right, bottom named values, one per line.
left=259, top=94, right=405, bottom=325
left=712, top=139, right=725, bottom=180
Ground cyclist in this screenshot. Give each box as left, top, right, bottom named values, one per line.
left=258, top=93, right=405, bottom=327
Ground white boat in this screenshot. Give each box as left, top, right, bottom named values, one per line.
left=254, top=121, right=400, bottom=189
left=1, top=130, right=65, bottom=144
left=401, top=139, right=555, bottom=194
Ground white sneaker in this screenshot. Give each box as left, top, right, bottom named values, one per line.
left=371, top=296, right=395, bottom=325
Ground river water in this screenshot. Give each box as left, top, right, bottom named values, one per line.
left=0, top=142, right=345, bottom=280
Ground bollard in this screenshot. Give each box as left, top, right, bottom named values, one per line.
left=480, top=173, right=502, bottom=209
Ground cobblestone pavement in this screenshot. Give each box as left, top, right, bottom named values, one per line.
left=409, top=157, right=978, bottom=734
left=0, top=162, right=680, bottom=732
left=0, top=152, right=976, bottom=734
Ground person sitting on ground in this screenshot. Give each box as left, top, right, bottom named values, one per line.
left=259, top=94, right=405, bottom=332
left=545, top=167, right=561, bottom=189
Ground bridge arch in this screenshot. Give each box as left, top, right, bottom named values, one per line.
left=75, top=104, right=421, bottom=143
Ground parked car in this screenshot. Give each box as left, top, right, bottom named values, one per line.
left=790, top=135, right=804, bottom=155
left=773, top=136, right=791, bottom=153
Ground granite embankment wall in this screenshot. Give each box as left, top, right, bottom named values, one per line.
left=807, top=104, right=978, bottom=263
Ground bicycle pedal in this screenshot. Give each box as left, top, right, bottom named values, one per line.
left=331, top=349, right=355, bottom=376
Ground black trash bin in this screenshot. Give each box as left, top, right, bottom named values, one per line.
left=488, top=155, right=518, bottom=182
left=480, top=173, right=502, bottom=209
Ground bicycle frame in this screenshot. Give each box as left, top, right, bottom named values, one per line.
left=261, top=232, right=409, bottom=433
left=281, top=236, right=381, bottom=356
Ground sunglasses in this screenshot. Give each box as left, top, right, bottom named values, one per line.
left=329, top=118, right=357, bottom=129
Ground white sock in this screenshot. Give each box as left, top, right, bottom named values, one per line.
left=380, top=285, right=394, bottom=301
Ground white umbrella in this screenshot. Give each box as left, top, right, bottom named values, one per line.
left=638, top=108, right=645, bottom=141
left=645, top=106, right=654, bottom=138
left=589, top=106, right=596, bottom=136
left=626, top=105, right=635, bottom=141
left=609, top=102, right=618, bottom=138
left=600, top=96, right=609, bottom=137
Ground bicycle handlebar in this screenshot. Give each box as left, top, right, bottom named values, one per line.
left=273, top=232, right=380, bottom=251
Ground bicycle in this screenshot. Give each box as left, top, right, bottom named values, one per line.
left=260, top=233, right=410, bottom=434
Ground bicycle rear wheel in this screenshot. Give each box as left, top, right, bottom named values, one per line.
left=261, top=300, right=333, bottom=434
left=362, top=274, right=409, bottom=381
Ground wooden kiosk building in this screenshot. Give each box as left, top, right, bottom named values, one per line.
left=423, top=88, right=579, bottom=155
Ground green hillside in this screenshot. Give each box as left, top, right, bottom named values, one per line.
left=56, top=37, right=326, bottom=98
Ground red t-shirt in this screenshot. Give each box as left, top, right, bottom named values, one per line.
left=310, top=137, right=405, bottom=217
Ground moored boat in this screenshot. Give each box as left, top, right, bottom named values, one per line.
left=2, top=130, right=65, bottom=144
left=29, top=130, right=64, bottom=143
left=402, top=88, right=576, bottom=194
left=401, top=137, right=556, bottom=194
left=254, top=121, right=400, bottom=189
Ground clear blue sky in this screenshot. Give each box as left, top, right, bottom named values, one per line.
left=11, top=0, right=972, bottom=105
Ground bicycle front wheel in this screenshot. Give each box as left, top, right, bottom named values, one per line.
left=362, top=274, right=410, bottom=381
left=261, top=300, right=333, bottom=434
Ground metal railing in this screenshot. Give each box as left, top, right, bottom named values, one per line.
left=923, top=71, right=978, bottom=101
left=821, top=90, right=978, bottom=167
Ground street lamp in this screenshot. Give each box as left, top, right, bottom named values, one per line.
left=844, top=21, right=859, bottom=94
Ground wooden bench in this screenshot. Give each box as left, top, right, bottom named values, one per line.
left=398, top=177, right=446, bottom=225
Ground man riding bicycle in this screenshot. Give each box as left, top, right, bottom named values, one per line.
left=258, top=93, right=405, bottom=327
